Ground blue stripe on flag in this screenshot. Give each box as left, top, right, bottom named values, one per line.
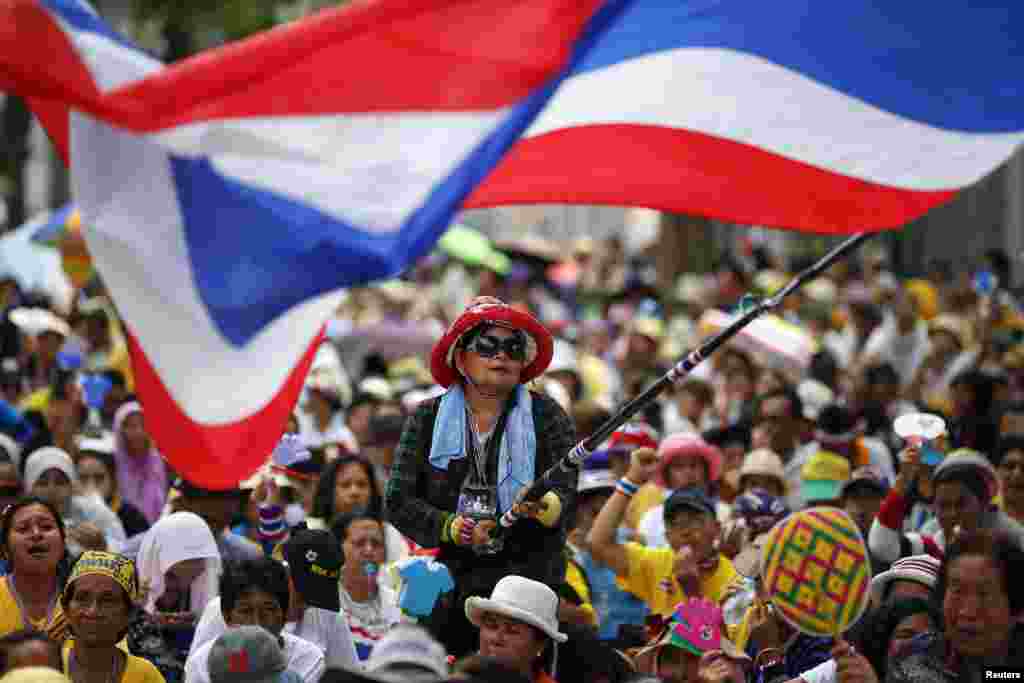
left=39, top=0, right=149, bottom=53
left=171, top=0, right=632, bottom=348
left=568, top=2, right=1024, bottom=133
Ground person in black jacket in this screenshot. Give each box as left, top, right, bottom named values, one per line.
left=385, top=297, right=577, bottom=658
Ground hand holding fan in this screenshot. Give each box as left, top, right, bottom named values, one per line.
left=760, top=507, right=872, bottom=638
left=894, top=413, right=946, bottom=466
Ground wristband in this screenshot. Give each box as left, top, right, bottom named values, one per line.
left=616, top=478, right=640, bottom=497
left=441, top=514, right=454, bottom=544
left=754, top=648, right=783, bottom=669
left=455, top=517, right=477, bottom=546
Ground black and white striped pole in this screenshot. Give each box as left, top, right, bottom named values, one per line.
left=490, top=231, right=873, bottom=539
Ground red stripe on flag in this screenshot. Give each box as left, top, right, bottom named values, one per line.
left=123, top=326, right=324, bottom=489
left=466, top=124, right=956, bottom=233
left=0, top=1, right=100, bottom=160
left=91, top=0, right=603, bottom=131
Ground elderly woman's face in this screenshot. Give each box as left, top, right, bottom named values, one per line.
left=477, top=611, right=546, bottom=670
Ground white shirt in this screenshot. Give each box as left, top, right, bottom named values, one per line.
left=189, top=598, right=359, bottom=671
left=184, top=631, right=325, bottom=683
left=799, top=658, right=836, bottom=683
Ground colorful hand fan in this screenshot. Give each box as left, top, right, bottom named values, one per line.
left=760, top=507, right=871, bottom=637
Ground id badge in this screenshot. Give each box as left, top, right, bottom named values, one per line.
left=457, top=484, right=502, bottom=555
left=457, top=485, right=497, bottom=521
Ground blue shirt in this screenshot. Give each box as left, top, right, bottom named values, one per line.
left=574, top=531, right=648, bottom=641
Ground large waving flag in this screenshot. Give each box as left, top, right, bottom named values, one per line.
left=0, top=0, right=621, bottom=487
left=465, top=2, right=1024, bottom=233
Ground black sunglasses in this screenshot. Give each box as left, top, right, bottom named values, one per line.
left=466, top=332, right=528, bottom=362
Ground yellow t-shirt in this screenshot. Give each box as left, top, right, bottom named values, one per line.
left=0, top=576, right=65, bottom=637
left=63, top=647, right=165, bottom=683
left=616, top=543, right=740, bottom=618
left=625, top=484, right=667, bottom=531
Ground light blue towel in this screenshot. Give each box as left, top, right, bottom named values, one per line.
left=429, top=384, right=535, bottom=515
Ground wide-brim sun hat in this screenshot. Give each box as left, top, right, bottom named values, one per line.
left=465, top=575, right=567, bottom=643
left=431, top=298, right=553, bottom=388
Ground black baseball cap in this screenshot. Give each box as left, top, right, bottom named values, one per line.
left=284, top=528, right=343, bottom=612
left=663, top=487, right=716, bottom=521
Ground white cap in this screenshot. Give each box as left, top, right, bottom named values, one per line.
left=365, top=624, right=448, bottom=681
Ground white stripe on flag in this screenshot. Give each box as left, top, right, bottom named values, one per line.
left=523, top=47, right=1024, bottom=190
left=151, top=111, right=509, bottom=233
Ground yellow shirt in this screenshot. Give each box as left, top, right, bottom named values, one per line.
left=64, top=647, right=165, bottom=683
left=617, top=543, right=740, bottom=618
left=0, top=576, right=65, bottom=637
left=730, top=603, right=757, bottom=653
left=564, top=559, right=597, bottom=626
left=19, top=387, right=50, bottom=413
left=625, top=484, right=666, bottom=530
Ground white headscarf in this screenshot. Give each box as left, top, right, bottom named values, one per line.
left=0, top=434, right=23, bottom=472
left=136, top=511, right=221, bottom=615
left=23, top=447, right=76, bottom=493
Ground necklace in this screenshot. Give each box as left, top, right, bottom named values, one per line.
left=7, top=573, right=57, bottom=629
left=69, top=649, right=122, bottom=683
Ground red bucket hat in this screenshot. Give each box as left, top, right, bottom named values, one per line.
left=430, top=297, right=554, bottom=388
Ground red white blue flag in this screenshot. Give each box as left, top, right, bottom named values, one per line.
left=0, top=0, right=617, bottom=486
left=466, top=2, right=1024, bottom=233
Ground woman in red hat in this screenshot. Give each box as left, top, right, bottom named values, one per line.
left=384, top=297, right=577, bottom=658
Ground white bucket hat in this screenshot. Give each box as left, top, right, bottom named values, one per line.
left=465, top=576, right=567, bottom=643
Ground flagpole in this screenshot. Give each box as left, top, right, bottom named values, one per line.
left=490, top=231, right=873, bottom=539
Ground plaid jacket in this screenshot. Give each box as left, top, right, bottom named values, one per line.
left=384, top=389, right=577, bottom=586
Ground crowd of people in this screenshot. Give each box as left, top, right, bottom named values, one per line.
left=0, top=234, right=1020, bottom=683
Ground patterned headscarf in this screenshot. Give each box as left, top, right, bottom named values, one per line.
left=64, top=551, right=139, bottom=604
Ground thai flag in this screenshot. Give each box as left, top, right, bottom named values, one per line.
left=0, top=0, right=619, bottom=486
left=466, top=2, right=1024, bottom=233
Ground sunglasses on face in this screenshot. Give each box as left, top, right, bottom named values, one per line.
left=466, top=332, right=528, bottom=362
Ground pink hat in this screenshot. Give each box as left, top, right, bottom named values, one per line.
left=657, top=433, right=723, bottom=485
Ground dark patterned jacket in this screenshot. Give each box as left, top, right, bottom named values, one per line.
left=888, top=626, right=1024, bottom=683
left=384, top=389, right=577, bottom=589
